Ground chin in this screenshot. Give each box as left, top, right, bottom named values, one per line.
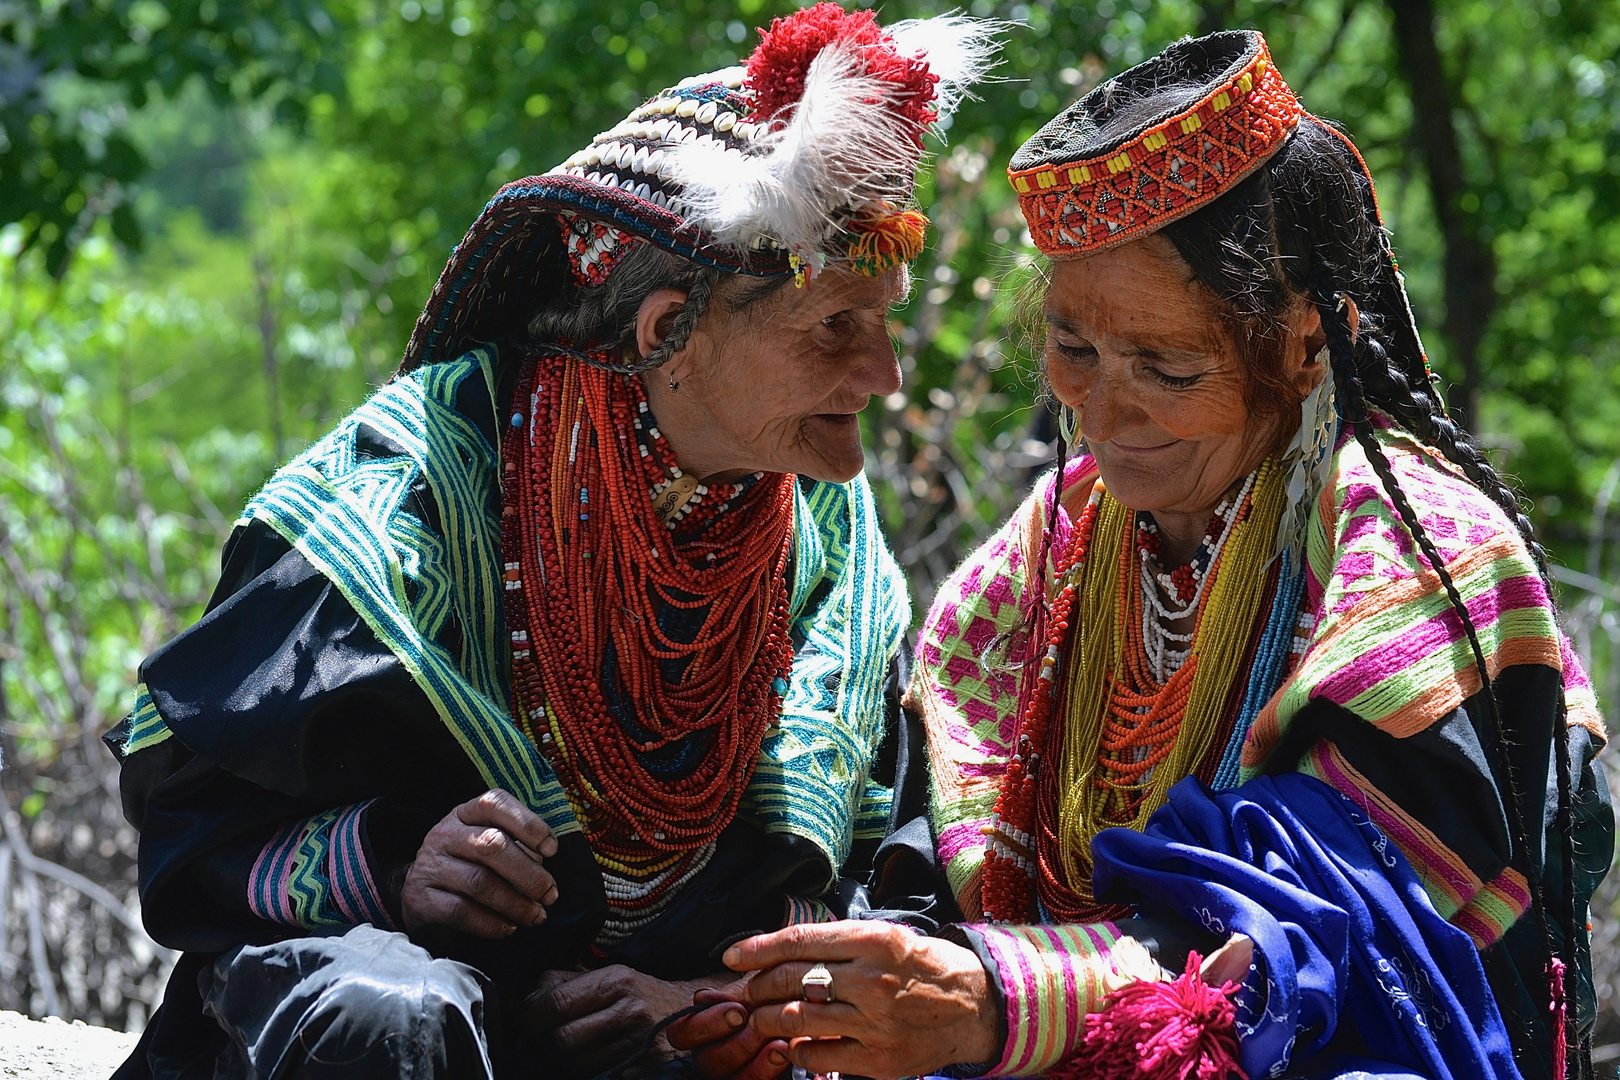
left=792, top=419, right=866, bottom=483
left=1091, top=455, right=1185, bottom=513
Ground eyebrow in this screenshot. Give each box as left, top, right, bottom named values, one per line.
left=1042, top=311, right=1207, bottom=365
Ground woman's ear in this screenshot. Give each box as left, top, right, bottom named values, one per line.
left=635, top=287, right=691, bottom=364
left=1292, top=301, right=1329, bottom=398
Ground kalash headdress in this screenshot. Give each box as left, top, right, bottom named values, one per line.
left=397, top=3, right=1000, bottom=375
left=1007, top=30, right=1431, bottom=386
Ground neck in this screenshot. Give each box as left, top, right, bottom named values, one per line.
left=640, top=372, right=751, bottom=484
left=1146, top=507, right=1211, bottom=567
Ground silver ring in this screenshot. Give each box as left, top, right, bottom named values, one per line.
left=800, top=962, right=835, bottom=1003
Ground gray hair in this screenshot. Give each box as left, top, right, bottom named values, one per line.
left=529, top=243, right=785, bottom=373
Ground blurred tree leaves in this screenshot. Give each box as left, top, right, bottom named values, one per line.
left=0, top=0, right=348, bottom=274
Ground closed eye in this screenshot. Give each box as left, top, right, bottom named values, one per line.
left=1147, top=368, right=1202, bottom=388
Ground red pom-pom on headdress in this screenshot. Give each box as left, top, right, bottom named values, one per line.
left=745, top=1, right=938, bottom=139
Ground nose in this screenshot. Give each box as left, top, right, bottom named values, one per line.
left=847, top=326, right=902, bottom=398
left=1076, top=364, right=1135, bottom=445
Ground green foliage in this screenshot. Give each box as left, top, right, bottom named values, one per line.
left=0, top=0, right=348, bottom=274
left=2, top=0, right=1620, bottom=1031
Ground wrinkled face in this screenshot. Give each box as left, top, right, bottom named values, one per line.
left=1042, top=234, right=1290, bottom=519
left=647, top=266, right=906, bottom=483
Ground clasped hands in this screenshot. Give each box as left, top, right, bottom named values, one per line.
left=667, top=921, right=1000, bottom=1080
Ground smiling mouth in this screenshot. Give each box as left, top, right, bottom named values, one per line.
left=1107, top=439, right=1180, bottom=454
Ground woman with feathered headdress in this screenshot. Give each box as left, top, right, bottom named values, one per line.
left=105, top=8, right=999, bottom=1079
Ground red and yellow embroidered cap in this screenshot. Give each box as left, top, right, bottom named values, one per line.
left=1010, top=31, right=1301, bottom=258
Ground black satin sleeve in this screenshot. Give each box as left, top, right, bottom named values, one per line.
left=110, top=511, right=608, bottom=982
left=1260, top=665, right=1613, bottom=1080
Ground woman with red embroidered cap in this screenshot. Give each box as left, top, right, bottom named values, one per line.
left=676, top=30, right=1611, bottom=1080
left=102, top=8, right=998, bottom=1080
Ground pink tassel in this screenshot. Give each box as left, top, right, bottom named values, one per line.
left=1053, top=952, right=1247, bottom=1080
left=1548, top=956, right=1568, bottom=1080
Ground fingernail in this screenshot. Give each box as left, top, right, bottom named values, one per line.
left=542, top=838, right=558, bottom=857
left=503, top=924, right=517, bottom=936
left=723, top=946, right=741, bottom=967
left=768, top=1050, right=786, bottom=1066
left=726, top=1009, right=744, bottom=1029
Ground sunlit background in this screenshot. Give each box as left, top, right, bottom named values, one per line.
left=3, top=0, right=1620, bottom=1063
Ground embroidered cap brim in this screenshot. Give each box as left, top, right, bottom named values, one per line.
left=1010, top=31, right=1301, bottom=259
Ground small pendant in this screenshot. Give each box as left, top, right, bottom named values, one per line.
left=652, top=473, right=701, bottom=525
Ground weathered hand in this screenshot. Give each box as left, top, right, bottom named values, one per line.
left=401, top=789, right=559, bottom=939
left=724, top=920, right=999, bottom=1080
left=666, top=986, right=791, bottom=1080
left=527, top=966, right=735, bottom=1077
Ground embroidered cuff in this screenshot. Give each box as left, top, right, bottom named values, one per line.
left=964, top=921, right=1124, bottom=1077
left=783, top=895, right=837, bottom=926
left=248, top=800, right=397, bottom=932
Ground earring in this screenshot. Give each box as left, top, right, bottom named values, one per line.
left=668, top=377, right=681, bottom=393
left=1057, top=404, right=1079, bottom=447
left=1275, top=346, right=1338, bottom=561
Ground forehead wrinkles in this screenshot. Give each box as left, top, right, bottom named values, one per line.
left=1045, top=271, right=1226, bottom=357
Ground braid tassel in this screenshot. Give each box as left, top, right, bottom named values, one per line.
left=1549, top=955, right=1568, bottom=1080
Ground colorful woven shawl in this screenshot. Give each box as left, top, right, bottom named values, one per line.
left=125, top=348, right=908, bottom=926
left=912, top=423, right=1602, bottom=923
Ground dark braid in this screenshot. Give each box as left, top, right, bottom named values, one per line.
left=1370, top=359, right=1554, bottom=583
left=635, top=274, right=715, bottom=373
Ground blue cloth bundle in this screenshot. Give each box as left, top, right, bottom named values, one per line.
left=1091, top=774, right=1523, bottom=1080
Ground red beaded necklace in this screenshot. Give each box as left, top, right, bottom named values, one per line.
left=499, top=350, right=796, bottom=860
left=981, top=477, right=1256, bottom=924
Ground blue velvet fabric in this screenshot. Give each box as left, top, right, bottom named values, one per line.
left=1090, top=774, right=1523, bottom=1080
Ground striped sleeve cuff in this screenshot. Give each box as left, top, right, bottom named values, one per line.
left=783, top=895, right=837, bottom=926
left=966, top=921, right=1124, bottom=1077
left=248, top=800, right=397, bottom=932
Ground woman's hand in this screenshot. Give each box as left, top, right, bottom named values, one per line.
left=527, top=967, right=741, bottom=1076
left=666, top=986, right=792, bottom=1080
left=724, top=920, right=1000, bottom=1080
left=401, top=789, right=559, bottom=938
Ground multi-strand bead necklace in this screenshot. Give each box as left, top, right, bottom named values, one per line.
left=982, top=460, right=1282, bottom=924
left=499, top=350, right=796, bottom=898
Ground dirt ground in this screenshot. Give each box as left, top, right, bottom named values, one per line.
left=0, top=1012, right=136, bottom=1079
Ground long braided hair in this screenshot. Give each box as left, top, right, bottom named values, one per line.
left=1147, top=111, right=1587, bottom=1076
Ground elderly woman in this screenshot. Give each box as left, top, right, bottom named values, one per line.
left=106, top=8, right=997, bottom=1079
left=673, top=30, right=1612, bottom=1080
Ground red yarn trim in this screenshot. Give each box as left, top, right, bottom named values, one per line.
left=744, top=1, right=937, bottom=139
left=1052, top=952, right=1247, bottom=1080
left=1013, top=41, right=1301, bottom=258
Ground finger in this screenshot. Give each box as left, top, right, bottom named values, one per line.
left=742, top=960, right=846, bottom=1007
left=458, top=789, right=559, bottom=858
left=723, top=920, right=893, bottom=972
left=692, top=986, right=748, bottom=1008
left=414, top=885, right=517, bottom=939
left=748, top=1000, right=867, bottom=1042
left=694, top=1033, right=791, bottom=1080
left=435, top=856, right=547, bottom=926
left=666, top=1000, right=749, bottom=1051
left=1199, top=933, right=1254, bottom=987
left=787, top=1036, right=868, bottom=1078
left=530, top=969, right=583, bottom=1001
left=529, top=966, right=635, bottom=1028
left=552, top=999, right=642, bottom=1059
left=447, top=824, right=558, bottom=904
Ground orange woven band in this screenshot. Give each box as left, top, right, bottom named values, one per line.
left=1011, top=43, right=1303, bottom=258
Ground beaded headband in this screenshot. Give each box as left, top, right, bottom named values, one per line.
left=400, top=6, right=999, bottom=372
left=1009, top=31, right=1301, bottom=258
left=1007, top=30, right=1436, bottom=393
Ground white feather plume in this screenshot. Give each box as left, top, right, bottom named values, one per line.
left=887, top=14, right=1007, bottom=124
left=663, top=39, right=922, bottom=257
